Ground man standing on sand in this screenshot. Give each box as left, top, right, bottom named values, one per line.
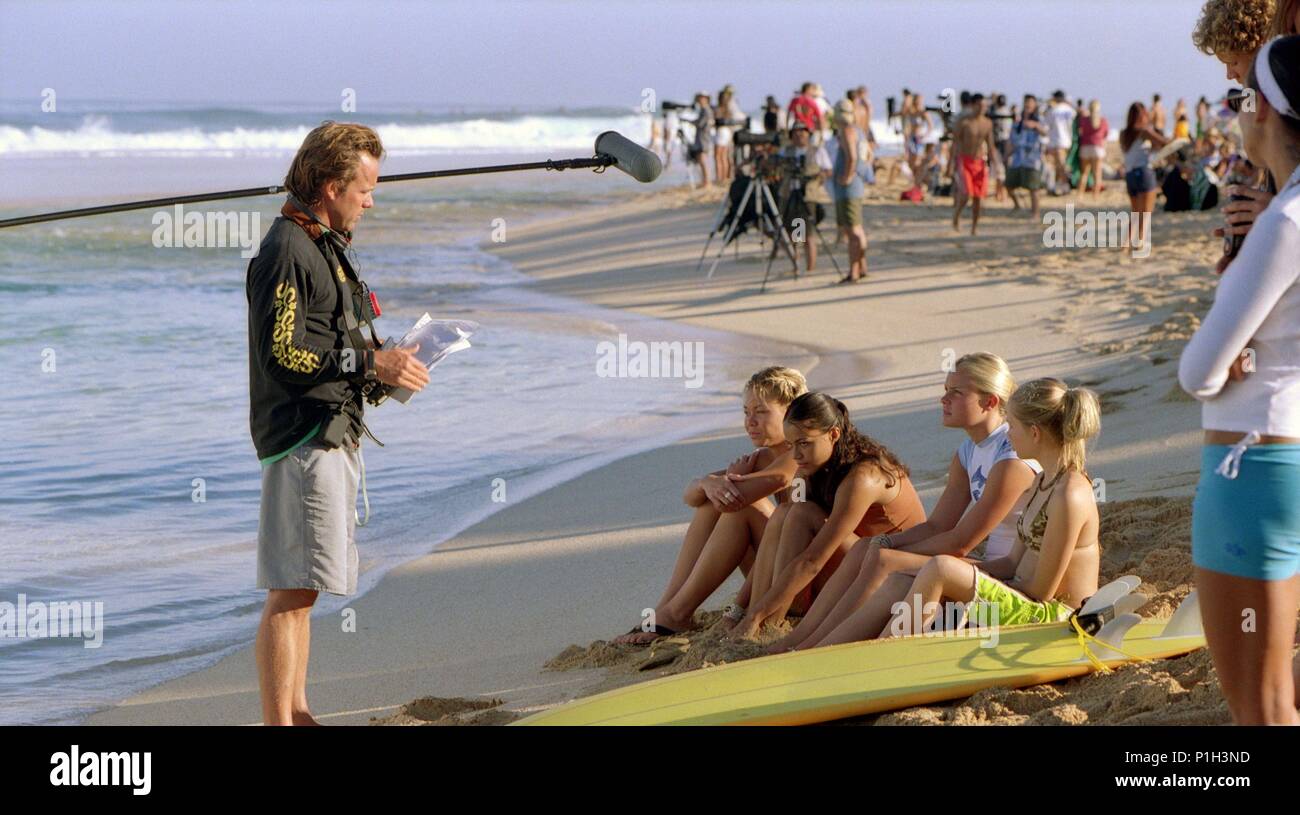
left=948, top=93, right=997, bottom=235
left=1006, top=94, right=1049, bottom=220
left=247, top=121, right=430, bottom=725
left=780, top=121, right=832, bottom=273
left=1045, top=90, right=1076, bottom=195
left=788, top=82, right=824, bottom=139
left=1151, top=93, right=1168, bottom=135
left=830, top=100, right=868, bottom=282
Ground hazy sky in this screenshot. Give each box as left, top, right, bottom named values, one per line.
left=0, top=0, right=1232, bottom=114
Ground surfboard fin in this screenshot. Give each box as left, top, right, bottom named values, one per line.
left=1090, top=612, right=1143, bottom=661
left=1112, top=593, right=1148, bottom=617
left=1157, top=590, right=1203, bottom=639
left=1079, top=575, right=1141, bottom=616
left=1071, top=576, right=1142, bottom=637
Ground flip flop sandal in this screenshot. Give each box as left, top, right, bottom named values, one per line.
left=616, top=624, right=679, bottom=645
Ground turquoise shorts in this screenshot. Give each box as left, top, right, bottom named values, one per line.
left=1192, top=444, right=1300, bottom=581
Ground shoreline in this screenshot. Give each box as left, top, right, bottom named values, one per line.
left=89, top=172, right=1223, bottom=725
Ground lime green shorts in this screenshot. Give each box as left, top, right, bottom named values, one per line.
left=973, top=570, right=1072, bottom=626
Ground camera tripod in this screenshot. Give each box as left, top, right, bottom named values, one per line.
left=695, top=166, right=800, bottom=285
left=761, top=175, right=842, bottom=291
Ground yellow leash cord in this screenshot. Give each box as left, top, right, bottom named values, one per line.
left=1069, top=614, right=1148, bottom=673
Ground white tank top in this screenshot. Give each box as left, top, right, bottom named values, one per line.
left=956, top=423, right=1041, bottom=560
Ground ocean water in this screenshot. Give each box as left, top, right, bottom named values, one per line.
left=0, top=103, right=808, bottom=724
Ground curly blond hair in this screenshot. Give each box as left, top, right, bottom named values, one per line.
left=745, top=366, right=807, bottom=406
left=1193, top=0, right=1277, bottom=55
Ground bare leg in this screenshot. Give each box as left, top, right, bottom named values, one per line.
left=769, top=537, right=872, bottom=653
left=1054, top=149, right=1069, bottom=193
left=763, top=500, right=852, bottom=623
left=971, top=197, right=982, bottom=235
left=1295, top=649, right=1300, bottom=709
left=816, top=572, right=915, bottom=646
left=848, top=226, right=867, bottom=280
left=879, top=556, right=977, bottom=638
left=655, top=504, right=722, bottom=609
left=1195, top=568, right=1300, bottom=725
left=856, top=228, right=868, bottom=279
left=1135, top=198, right=1154, bottom=255
left=952, top=190, right=967, bottom=231
left=658, top=507, right=767, bottom=628
left=1030, top=188, right=1040, bottom=221
left=291, top=612, right=319, bottom=725
left=256, top=589, right=317, bottom=726
left=721, top=568, right=757, bottom=632
left=747, top=503, right=792, bottom=606
left=614, top=505, right=768, bottom=643
left=795, top=546, right=937, bottom=650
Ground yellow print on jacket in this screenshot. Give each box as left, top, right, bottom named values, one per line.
left=271, top=282, right=321, bottom=374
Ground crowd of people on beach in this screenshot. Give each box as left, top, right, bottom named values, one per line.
left=622, top=0, right=1300, bottom=726
left=645, top=0, right=1285, bottom=255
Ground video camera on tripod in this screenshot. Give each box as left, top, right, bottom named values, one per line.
left=885, top=93, right=955, bottom=141
left=925, top=105, right=954, bottom=142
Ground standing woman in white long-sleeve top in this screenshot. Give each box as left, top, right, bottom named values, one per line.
left=1178, top=34, right=1300, bottom=725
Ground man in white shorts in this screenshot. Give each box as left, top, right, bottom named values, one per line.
left=1045, top=90, right=1076, bottom=195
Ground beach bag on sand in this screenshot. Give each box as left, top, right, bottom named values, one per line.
left=900, top=186, right=924, bottom=203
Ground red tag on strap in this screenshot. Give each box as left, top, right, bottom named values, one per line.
left=368, top=291, right=382, bottom=318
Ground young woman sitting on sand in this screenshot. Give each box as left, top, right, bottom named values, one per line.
left=768, top=352, right=1041, bottom=653
left=811, top=378, right=1102, bottom=644
left=726, top=392, right=925, bottom=640
left=613, top=367, right=807, bottom=645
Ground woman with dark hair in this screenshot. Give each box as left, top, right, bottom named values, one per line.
left=726, top=392, right=924, bottom=639
left=1119, top=102, right=1172, bottom=254
left=768, top=353, right=1040, bottom=654
left=1180, top=35, right=1300, bottom=725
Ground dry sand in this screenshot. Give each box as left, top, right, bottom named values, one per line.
left=540, top=495, right=1235, bottom=726
left=91, top=163, right=1261, bottom=726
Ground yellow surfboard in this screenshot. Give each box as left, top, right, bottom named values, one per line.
left=515, top=592, right=1205, bottom=726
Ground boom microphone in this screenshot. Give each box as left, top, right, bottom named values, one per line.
left=0, top=130, right=660, bottom=229
left=594, top=130, right=663, bottom=183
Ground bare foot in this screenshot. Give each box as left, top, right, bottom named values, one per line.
left=292, top=710, right=322, bottom=726
left=764, top=637, right=796, bottom=655
left=611, top=630, right=666, bottom=645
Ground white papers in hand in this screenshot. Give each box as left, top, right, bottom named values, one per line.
left=381, top=314, right=479, bottom=403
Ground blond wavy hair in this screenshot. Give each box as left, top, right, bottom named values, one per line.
left=745, top=366, right=808, bottom=406
left=1193, top=0, right=1277, bottom=55
left=284, top=121, right=385, bottom=207
left=1009, top=378, right=1101, bottom=474
left=954, top=352, right=1017, bottom=413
